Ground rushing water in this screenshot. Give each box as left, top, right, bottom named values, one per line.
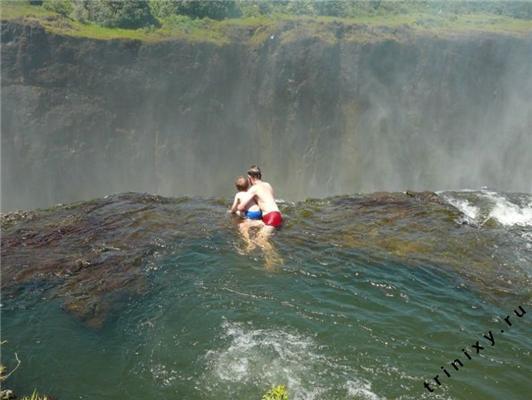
left=1, top=190, right=531, bottom=399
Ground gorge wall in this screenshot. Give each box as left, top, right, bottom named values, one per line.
left=2, top=20, right=531, bottom=211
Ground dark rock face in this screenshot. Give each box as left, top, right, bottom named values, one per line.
left=2, top=21, right=532, bottom=211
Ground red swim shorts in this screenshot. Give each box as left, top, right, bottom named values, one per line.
left=262, top=211, right=282, bottom=228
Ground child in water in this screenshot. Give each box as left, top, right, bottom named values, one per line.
left=229, top=176, right=262, bottom=220
left=229, top=176, right=264, bottom=251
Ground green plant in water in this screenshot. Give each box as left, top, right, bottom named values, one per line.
left=0, top=341, right=49, bottom=400
left=262, top=384, right=288, bottom=400
left=20, top=389, right=49, bottom=400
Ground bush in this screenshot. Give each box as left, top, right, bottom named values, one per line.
left=71, top=0, right=90, bottom=22
left=42, top=0, right=73, bottom=17
left=286, top=1, right=316, bottom=17
left=151, top=0, right=241, bottom=20
left=149, top=0, right=177, bottom=19
left=73, top=0, right=159, bottom=29
left=161, top=14, right=207, bottom=32
left=315, top=0, right=347, bottom=17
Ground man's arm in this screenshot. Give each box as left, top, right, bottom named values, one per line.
left=237, top=188, right=257, bottom=211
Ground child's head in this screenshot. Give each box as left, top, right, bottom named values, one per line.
left=235, top=176, right=249, bottom=192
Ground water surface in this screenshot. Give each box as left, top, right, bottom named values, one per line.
left=2, top=190, right=531, bottom=399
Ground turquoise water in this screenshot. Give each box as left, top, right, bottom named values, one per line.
left=2, top=191, right=531, bottom=399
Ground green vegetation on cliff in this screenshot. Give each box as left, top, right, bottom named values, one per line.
left=1, top=1, right=531, bottom=44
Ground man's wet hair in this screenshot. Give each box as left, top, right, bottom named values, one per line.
left=247, top=165, right=262, bottom=179
left=235, top=176, right=249, bottom=191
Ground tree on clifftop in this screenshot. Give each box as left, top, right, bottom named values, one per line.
left=42, top=0, right=74, bottom=17
left=150, top=0, right=241, bottom=20
left=73, top=0, right=159, bottom=29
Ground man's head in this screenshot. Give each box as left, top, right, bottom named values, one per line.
left=235, top=176, right=249, bottom=192
left=247, top=165, right=262, bottom=185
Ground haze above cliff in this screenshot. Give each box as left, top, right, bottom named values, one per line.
left=1, top=4, right=531, bottom=211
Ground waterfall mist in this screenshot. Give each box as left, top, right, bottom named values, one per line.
left=1, top=22, right=531, bottom=211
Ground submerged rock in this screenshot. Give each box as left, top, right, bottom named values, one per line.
left=0, top=389, right=15, bottom=400
left=1, top=191, right=530, bottom=328
left=1, top=192, right=200, bottom=328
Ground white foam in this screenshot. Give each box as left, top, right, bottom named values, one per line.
left=150, top=363, right=177, bottom=386
left=522, top=231, right=532, bottom=242
left=202, top=320, right=381, bottom=400
left=482, top=192, right=532, bottom=227
left=345, top=379, right=383, bottom=400
left=203, top=321, right=321, bottom=399
left=441, top=195, right=479, bottom=222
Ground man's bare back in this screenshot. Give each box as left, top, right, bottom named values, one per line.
left=236, top=180, right=279, bottom=216
left=237, top=166, right=282, bottom=229
left=248, top=181, right=279, bottom=214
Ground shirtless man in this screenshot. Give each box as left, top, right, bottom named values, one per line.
left=237, top=165, right=282, bottom=239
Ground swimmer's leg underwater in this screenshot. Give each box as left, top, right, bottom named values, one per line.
left=238, top=219, right=264, bottom=252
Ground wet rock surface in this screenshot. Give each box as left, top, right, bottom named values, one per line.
left=1, top=192, right=201, bottom=328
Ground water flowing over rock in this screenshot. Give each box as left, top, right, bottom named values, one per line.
left=2, top=191, right=530, bottom=328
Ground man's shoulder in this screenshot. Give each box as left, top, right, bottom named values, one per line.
left=260, top=181, right=273, bottom=190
